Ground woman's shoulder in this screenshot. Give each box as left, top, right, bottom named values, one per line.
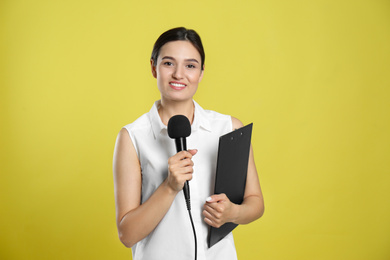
left=231, top=116, right=244, bottom=130
left=199, top=106, right=243, bottom=129
left=123, top=112, right=151, bottom=134
left=202, top=108, right=230, bottom=120
left=200, top=107, right=243, bottom=133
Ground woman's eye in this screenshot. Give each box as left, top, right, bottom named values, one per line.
left=164, top=62, right=173, bottom=66
left=187, top=64, right=196, bottom=69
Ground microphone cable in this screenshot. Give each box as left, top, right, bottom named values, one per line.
left=185, top=196, right=197, bottom=260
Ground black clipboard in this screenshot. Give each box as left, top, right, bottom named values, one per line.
left=208, top=123, right=253, bottom=248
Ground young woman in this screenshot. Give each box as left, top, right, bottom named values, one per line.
left=113, top=27, right=264, bottom=260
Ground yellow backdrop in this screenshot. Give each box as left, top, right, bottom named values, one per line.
left=1, top=0, right=389, bottom=259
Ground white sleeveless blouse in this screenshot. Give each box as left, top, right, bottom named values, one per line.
left=124, top=100, right=237, bottom=260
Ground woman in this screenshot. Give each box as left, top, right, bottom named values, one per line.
left=113, top=27, right=264, bottom=260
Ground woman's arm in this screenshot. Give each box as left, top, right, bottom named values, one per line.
left=203, top=117, right=264, bottom=227
left=113, top=128, right=196, bottom=248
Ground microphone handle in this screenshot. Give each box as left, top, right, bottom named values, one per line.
left=174, top=137, right=187, bottom=152
left=174, top=138, right=191, bottom=210
left=183, top=181, right=190, bottom=206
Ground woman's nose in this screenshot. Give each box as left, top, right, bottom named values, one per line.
left=172, top=66, right=184, bottom=79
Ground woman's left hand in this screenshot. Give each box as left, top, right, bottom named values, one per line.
left=202, top=193, right=238, bottom=228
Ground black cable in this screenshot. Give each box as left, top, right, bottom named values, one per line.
left=185, top=196, right=197, bottom=260
left=187, top=208, right=197, bottom=260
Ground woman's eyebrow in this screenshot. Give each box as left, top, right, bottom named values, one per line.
left=185, top=58, right=199, bottom=63
left=161, top=56, right=175, bottom=61
left=161, top=56, right=199, bottom=63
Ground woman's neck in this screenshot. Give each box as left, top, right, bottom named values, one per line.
left=158, top=99, right=195, bottom=126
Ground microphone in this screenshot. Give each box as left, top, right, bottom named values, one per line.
left=168, top=115, right=198, bottom=260
left=167, top=115, right=192, bottom=210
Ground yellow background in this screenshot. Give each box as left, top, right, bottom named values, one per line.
left=1, top=0, right=389, bottom=259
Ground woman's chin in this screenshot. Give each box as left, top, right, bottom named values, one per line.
left=162, top=92, right=196, bottom=103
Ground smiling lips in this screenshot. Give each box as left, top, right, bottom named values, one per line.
left=169, top=81, right=186, bottom=90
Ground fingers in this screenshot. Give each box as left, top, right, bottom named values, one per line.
left=169, top=158, right=194, bottom=171
left=171, top=150, right=197, bottom=161
left=205, top=193, right=227, bottom=203
left=188, top=149, right=198, bottom=156
left=166, top=149, right=197, bottom=192
left=168, top=152, right=195, bottom=176
left=204, top=203, right=223, bottom=219
left=204, top=199, right=225, bottom=218
left=203, top=203, right=225, bottom=228
left=203, top=193, right=234, bottom=228
left=168, top=150, right=197, bottom=165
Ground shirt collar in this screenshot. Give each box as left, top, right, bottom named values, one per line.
left=192, top=100, right=212, bottom=133
left=149, top=100, right=212, bottom=139
left=149, top=100, right=166, bottom=139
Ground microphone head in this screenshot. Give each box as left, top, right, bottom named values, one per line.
left=167, top=115, right=191, bottom=139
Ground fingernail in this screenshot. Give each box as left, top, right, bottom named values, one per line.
left=206, top=197, right=212, bottom=202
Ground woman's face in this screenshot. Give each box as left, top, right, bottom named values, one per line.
left=151, top=40, right=204, bottom=103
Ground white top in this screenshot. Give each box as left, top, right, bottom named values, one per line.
left=124, top=100, right=238, bottom=260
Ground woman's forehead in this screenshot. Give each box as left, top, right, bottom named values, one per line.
left=158, top=41, right=201, bottom=61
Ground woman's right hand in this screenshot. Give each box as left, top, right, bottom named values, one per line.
left=166, top=149, right=198, bottom=192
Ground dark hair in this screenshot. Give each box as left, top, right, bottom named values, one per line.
left=151, top=27, right=205, bottom=70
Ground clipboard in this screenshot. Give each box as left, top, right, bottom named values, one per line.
left=208, top=123, right=253, bottom=248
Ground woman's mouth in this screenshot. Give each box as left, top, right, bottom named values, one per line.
left=169, top=82, right=186, bottom=90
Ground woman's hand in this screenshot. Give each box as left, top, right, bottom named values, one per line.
left=166, top=149, right=198, bottom=192
left=203, top=193, right=239, bottom=228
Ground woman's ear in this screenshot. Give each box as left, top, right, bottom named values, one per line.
left=198, top=64, right=205, bottom=83
left=150, top=59, right=157, bottom=78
